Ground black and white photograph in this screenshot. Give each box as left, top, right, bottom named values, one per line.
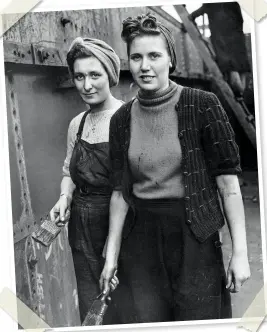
left=0, top=0, right=265, bottom=331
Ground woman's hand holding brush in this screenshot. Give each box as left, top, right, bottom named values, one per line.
left=50, top=193, right=71, bottom=226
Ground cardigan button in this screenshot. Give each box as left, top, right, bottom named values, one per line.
left=178, top=132, right=184, bottom=139
left=186, top=219, right=192, bottom=225
left=184, top=196, right=190, bottom=201
left=215, top=240, right=223, bottom=248
left=183, top=171, right=188, bottom=176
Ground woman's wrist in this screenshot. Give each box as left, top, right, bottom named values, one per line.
left=232, top=247, right=248, bottom=256
left=231, top=232, right=248, bottom=256
left=105, top=246, right=119, bottom=264
left=105, top=258, right=118, bottom=267
left=60, top=192, right=72, bottom=205
left=232, top=239, right=248, bottom=256
left=105, top=245, right=120, bottom=267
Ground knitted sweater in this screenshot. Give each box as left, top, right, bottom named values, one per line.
left=129, top=81, right=185, bottom=199
left=109, top=85, right=241, bottom=242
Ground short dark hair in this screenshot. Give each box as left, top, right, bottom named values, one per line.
left=121, top=13, right=162, bottom=56
left=121, top=13, right=177, bottom=73
left=66, top=43, right=93, bottom=77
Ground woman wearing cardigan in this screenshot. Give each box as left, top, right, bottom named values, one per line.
left=100, top=13, right=250, bottom=322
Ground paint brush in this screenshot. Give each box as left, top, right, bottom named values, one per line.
left=82, top=292, right=111, bottom=326
left=31, top=210, right=70, bottom=247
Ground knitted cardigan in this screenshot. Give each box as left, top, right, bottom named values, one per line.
left=109, top=86, right=241, bottom=242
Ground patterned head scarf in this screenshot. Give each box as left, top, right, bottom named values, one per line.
left=67, top=37, right=120, bottom=87
left=157, top=24, right=177, bottom=74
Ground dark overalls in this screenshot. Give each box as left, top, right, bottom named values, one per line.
left=68, top=110, right=118, bottom=324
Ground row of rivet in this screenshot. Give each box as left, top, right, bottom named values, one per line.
left=8, top=73, right=34, bottom=240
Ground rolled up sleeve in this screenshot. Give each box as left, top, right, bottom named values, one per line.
left=201, top=92, right=242, bottom=177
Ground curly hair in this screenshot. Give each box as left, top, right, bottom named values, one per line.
left=66, top=43, right=94, bottom=77
left=121, top=13, right=177, bottom=74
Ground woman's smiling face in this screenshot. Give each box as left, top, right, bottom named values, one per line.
left=129, top=34, right=171, bottom=94
left=73, top=56, right=110, bottom=106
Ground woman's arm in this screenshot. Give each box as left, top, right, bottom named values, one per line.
left=50, top=175, right=76, bottom=222
left=189, top=5, right=206, bottom=20
left=61, top=175, right=76, bottom=200
left=100, top=190, right=129, bottom=293
left=99, top=106, right=129, bottom=294
left=216, top=174, right=250, bottom=293
left=105, top=191, right=129, bottom=264
left=50, top=117, right=77, bottom=222
left=200, top=91, right=250, bottom=292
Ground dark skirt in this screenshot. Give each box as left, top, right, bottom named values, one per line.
left=117, top=198, right=232, bottom=323
left=68, top=191, right=120, bottom=324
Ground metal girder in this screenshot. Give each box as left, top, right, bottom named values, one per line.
left=6, top=72, right=38, bottom=244
left=4, top=40, right=130, bottom=70
left=4, top=41, right=67, bottom=67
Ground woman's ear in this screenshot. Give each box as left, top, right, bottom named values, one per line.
left=168, top=54, right=172, bottom=68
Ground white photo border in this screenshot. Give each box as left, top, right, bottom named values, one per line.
left=0, top=0, right=266, bottom=331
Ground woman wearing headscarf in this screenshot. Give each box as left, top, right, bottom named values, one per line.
left=49, top=37, right=123, bottom=324
left=100, top=13, right=250, bottom=323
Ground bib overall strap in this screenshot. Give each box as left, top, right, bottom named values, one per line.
left=76, top=109, right=91, bottom=141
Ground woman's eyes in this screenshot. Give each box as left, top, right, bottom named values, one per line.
left=150, top=53, right=160, bottom=59
left=74, top=73, right=101, bottom=80
left=74, top=74, right=84, bottom=81
left=91, top=73, right=101, bottom=78
left=130, top=54, right=141, bottom=61
left=130, top=53, right=161, bottom=61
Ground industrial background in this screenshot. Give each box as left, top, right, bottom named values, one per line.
left=2, top=3, right=263, bottom=328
